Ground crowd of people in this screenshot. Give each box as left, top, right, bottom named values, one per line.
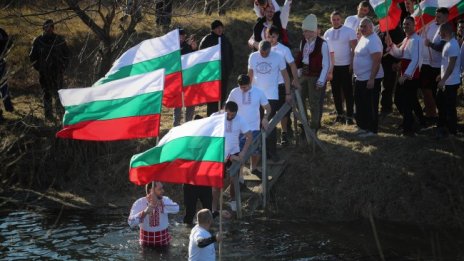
left=1, top=0, right=463, bottom=259
left=127, top=1, right=464, bottom=259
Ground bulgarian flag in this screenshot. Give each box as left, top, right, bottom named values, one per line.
left=57, top=69, right=165, bottom=141
left=181, top=44, right=221, bottom=106
left=370, top=0, right=403, bottom=32
left=94, top=30, right=182, bottom=108
left=412, top=0, right=464, bottom=31
left=129, top=113, right=225, bottom=188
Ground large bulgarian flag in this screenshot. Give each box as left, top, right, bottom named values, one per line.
left=181, top=44, right=221, bottom=106
left=370, top=0, right=403, bottom=32
left=412, top=0, right=464, bottom=31
left=129, top=113, right=225, bottom=188
left=94, top=29, right=182, bottom=108
left=57, top=69, right=165, bottom=141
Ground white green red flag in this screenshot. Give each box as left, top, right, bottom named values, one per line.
left=57, top=69, right=165, bottom=141
left=181, top=44, right=221, bottom=106
left=129, top=113, right=225, bottom=188
left=370, top=0, right=403, bottom=32
left=94, top=30, right=182, bottom=108
left=412, top=0, right=464, bottom=31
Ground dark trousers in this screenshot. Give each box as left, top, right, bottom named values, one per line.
left=207, top=73, right=229, bottom=116
left=260, top=99, right=280, bottom=157
left=354, top=79, right=382, bottom=133
left=436, top=84, right=459, bottom=134
left=420, top=64, right=440, bottom=117
left=380, top=61, right=396, bottom=113
left=39, top=72, right=64, bottom=118
left=183, top=184, right=212, bottom=224
left=395, top=79, right=424, bottom=132
left=331, top=65, right=354, bottom=117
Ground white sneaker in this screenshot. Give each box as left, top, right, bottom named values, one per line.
left=353, top=128, right=367, bottom=135
left=359, top=131, right=377, bottom=138
left=228, top=201, right=237, bottom=212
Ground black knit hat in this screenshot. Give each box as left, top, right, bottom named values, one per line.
left=210, top=20, right=224, bottom=30
left=43, top=19, right=54, bottom=28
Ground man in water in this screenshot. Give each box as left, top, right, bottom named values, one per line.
left=128, top=182, right=179, bottom=247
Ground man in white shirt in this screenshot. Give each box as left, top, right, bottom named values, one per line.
left=248, top=40, right=290, bottom=162
left=324, top=11, right=357, bottom=125
left=227, top=74, right=271, bottom=175
left=267, top=25, right=300, bottom=145
left=436, top=23, right=461, bottom=138
left=212, top=101, right=252, bottom=213
left=188, top=209, right=222, bottom=261
left=386, top=16, right=424, bottom=136
left=353, top=18, right=384, bottom=137
left=128, top=182, right=179, bottom=247
left=296, top=14, right=330, bottom=133
left=344, top=1, right=370, bottom=32
left=421, top=7, right=449, bottom=124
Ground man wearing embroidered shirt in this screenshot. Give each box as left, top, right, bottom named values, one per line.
left=353, top=18, right=384, bottom=137
left=267, top=26, right=300, bottom=145
left=188, top=209, right=222, bottom=261
left=435, top=23, right=461, bottom=138
left=249, top=1, right=292, bottom=49
left=386, top=16, right=424, bottom=136
left=227, top=74, right=271, bottom=176
left=295, top=14, right=330, bottom=133
left=211, top=101, right=252, bottom=213
left=324, top=11, right=357, bottom=125
left=344, top=1, right=370, bottom=32
left=421, top=7, right=449, bottom=124
left=248, top=40, right=290, bottom=162
left=128, top=182, right=179, bottom=247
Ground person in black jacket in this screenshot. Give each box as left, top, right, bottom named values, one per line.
left=29, top=19, right=70, bottom=121
left=0, top=27, right=14, bottom=123
left=199, top=20, right=234, bottom=116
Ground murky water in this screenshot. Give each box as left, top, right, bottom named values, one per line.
left=1, top=208, right=463, bottom=260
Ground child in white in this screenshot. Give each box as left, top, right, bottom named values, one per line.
left=188, top=209, right=222, bottom=261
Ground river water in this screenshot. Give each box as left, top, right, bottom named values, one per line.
left=1, top=208, right=463, bottom=260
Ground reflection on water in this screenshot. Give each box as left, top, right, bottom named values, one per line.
left=1, top=208, right=463, bottom=260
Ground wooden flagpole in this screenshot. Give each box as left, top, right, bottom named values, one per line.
left=218, top=188, right=223, bottom=261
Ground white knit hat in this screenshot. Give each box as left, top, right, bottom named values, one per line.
left=302, top=14, right=317, bottom=32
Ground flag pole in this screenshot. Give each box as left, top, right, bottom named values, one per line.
left=417, top=2, right=433, bottom=59
left=218, top=187, right=223, bottom=261
left=384, top=1, right=390, bottom=37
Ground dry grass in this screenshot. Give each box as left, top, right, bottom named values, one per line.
left=1, top=1, right=464, bottom=228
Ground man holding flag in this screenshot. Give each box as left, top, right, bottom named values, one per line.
left=421, top=7, right=449, bottom=124
left=128, top=182, right=179, bottom=247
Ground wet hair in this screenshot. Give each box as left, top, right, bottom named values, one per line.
left=436, top=7, right=449, bottom=15
left=267, top=25, right=280, bottom=36
left=193, top=115, right=203, bottom=120
left=330, top=11, right=342, bottom=18
left=403, top=16, right=415, bottom=24
left=197, top=209, right=213, bottom=225
left=258, top=40, right=271, bottom=52
left=257, top=0, right=267, bottom=5
left=439, top=22, right=453, bottom=35
left=145, top=181, right=160, bottom=195
left=225, top=101, right=238, bottom=113
left=237, top=74, right=250, bottom=85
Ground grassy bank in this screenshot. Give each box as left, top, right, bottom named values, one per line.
left=1, top=1, right=464, bottom=228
